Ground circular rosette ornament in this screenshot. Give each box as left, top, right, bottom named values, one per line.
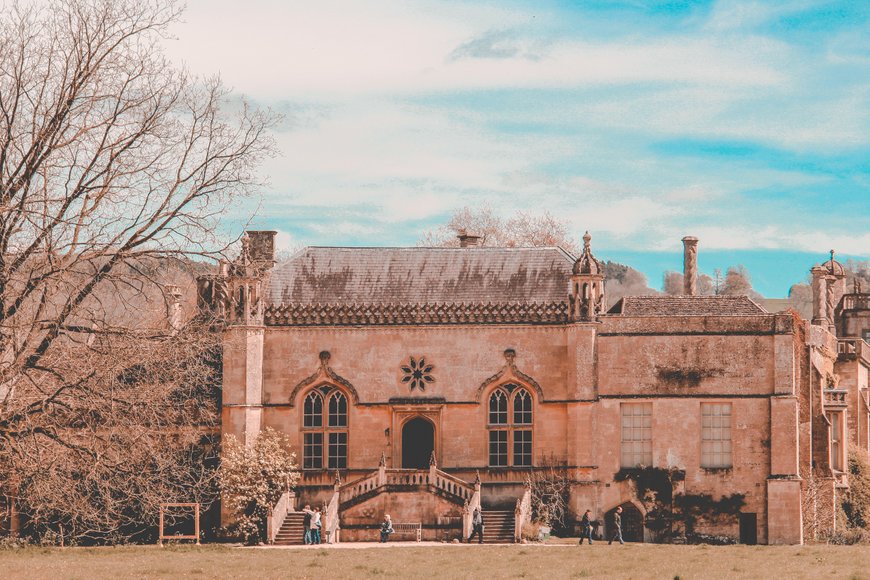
left=400, top=356, right=435, bottom=392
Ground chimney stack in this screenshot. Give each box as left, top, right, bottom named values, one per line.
left=457, top=229, right=482, bottom=248
left=245, top=230, right=277, bottom=266
left=682, top=236, right=699, bottom=296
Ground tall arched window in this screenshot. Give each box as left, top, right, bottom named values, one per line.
left=488, top=384, right=533, bottom=467
left=302, top=386, right=348, bottom=469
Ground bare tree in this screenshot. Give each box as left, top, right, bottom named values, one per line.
left=604, top=261, right=658, bottom=306
left=663, top=271, right=683, bottom=295
left=722, top=265, right=763, bottom=300
left=419, top=205, right=579, bottom=253
left=0, top=0, right=276, bottom=542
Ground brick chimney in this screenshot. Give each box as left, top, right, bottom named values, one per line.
left=457, top=229, right=482, bottom=248
left=682, top=236, right=699, bottom=296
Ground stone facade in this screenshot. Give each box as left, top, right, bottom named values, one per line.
left=210, top=231, right=870, bottom=545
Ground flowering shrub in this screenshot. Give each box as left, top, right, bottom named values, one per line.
left=219, top=428, right=300, bottom=544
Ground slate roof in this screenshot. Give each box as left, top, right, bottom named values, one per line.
left=268, top=246, right=576, bottom=306
left=607, top=295, right=767, bottom=316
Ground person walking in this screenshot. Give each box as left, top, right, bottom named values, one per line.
left=579, top=509, right=594, bottom=545
left=301, top=504, right=314, bottom=545
left=380, top=514, right=394, bottom=543
left=608, top=506, right=624, bottom=545
left=467, top=507, right=484, bottom=544
left=311, top=507, right=322, bottom=544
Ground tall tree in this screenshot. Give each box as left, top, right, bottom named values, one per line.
left=0, top=0, right=275, bottom=542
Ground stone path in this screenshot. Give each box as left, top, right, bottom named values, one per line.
left=253, top=541, right=579, bottom=550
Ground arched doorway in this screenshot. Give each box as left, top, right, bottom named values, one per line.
left=605, top=502, right=644, bottom=542
left=402, top=417, right=434, bottom=469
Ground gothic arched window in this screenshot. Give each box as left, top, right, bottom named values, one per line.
left=487, top=385, right=533, bottom=467
left=302, top=386, right=348, bottom=470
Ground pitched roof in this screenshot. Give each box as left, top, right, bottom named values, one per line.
left=268, top=246, right=576, bottom=306
left=607, top=295, right=767, bottom=316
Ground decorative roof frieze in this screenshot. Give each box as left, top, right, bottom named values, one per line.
left=264, top=301, right=568, bottom=326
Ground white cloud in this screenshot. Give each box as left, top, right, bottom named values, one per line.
left=166, top=0, right=870, bottom=257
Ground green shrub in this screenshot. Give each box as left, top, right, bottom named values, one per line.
left=842, top=446, right=870, bottom=530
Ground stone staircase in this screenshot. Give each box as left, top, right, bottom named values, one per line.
left=481, top=510, right=514, bottom=544
left=273, top=512, right=307, bottom=545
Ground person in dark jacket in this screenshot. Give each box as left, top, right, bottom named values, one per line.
left=467, top=507, right=484, bottom=543
left=380, top=514, right=394, bottom=543
left=579, top=509, right=594, bottom=545
left=301, top=504, right=313, bottom=545
left=608, top=506, right=624, bottom=545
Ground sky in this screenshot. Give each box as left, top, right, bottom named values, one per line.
left=165, top=0, right=870, bottom=297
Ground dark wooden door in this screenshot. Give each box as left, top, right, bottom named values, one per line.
left=739, top=513, right=757, bottom=545
left=402, top=417, right=434, bottom=469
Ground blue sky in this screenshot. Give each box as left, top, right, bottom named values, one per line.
left=166, top=0, right=869, bottom=297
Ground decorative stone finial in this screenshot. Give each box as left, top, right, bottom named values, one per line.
left=334, top=470, right=342, bottom=486
left=474, top=470, right=482, bottom=486
left=379, top=452, right=387, bottom=467
left=503, top=348, right=516, bottom=366
left=319, top=351, right=331, bottom=365
left=429, top=450, right=437, bottom=467
left=572, top=231, right=602, bottom=276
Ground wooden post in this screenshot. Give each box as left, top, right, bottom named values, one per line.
left=159, top=506, right=165, bottom=547
left=158, top=503, right=201, bottom=546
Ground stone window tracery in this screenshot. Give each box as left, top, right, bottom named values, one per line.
left=488, top=384, right=533, bottom=467
left=302, top=386, right=348, bottom=470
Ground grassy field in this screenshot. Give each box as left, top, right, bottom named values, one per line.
left=2, top=541, right=870, bottom=579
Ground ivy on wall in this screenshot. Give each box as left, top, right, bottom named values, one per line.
left=614, top=467, right=745, bottom=543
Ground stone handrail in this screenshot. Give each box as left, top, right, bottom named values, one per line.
left=514, top=483, right=531, bottom=543
left=339, top=467, right=474, bottom=508
left=339, top=470, right=382, bottom=505
left=430, top=470, right=474, bottom=501
left=462, top=474, right=482, bottom=540
left=266, top=490, right=293, bottom=545
left=324, top=485, right=341, bottom=544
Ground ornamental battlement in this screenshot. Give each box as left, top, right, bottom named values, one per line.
left=263, top=300, right=569, bottom=326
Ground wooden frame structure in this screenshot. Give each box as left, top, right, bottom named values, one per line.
left=158, top=502, right=200, bottom=546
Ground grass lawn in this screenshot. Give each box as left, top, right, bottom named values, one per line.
left=2, top=541, right=870, bottom=579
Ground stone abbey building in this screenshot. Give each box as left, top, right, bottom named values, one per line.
left=200, top=230, right=870, bottom=545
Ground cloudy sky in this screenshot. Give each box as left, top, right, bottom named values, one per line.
left=166, top=0, right=869, bottom=297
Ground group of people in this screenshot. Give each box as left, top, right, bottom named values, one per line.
left=335, top=505, right=625, bottom=545
left=578, top=506, right=624, bottom=545
left=301, top=504, right=322, bottom=545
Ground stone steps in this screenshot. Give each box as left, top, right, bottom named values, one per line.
left=478, top=510, right=514, bottom=544
left=273, top=512, right=308, bottom=545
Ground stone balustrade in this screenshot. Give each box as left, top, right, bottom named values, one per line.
left=824, top=388, right=848, bottom=407
left=338, top=467, right=474, bottom=507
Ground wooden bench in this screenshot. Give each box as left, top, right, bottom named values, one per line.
left=391, top=522, right=422, bottom=542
